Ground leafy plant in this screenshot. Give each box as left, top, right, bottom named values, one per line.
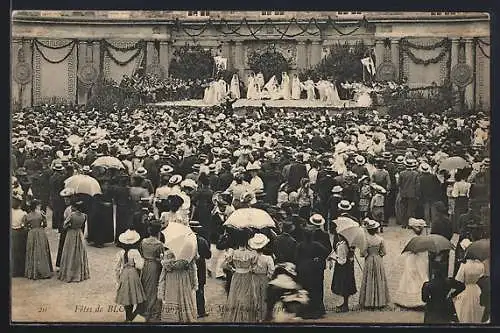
left=247, top=51, right=291, bottom=82
left=169, top=44, right=215, bottom=81
left=86, top=78, right=141, bottom=112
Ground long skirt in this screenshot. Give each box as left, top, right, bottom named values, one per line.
left=358, top=254, right=390, bottom=308
left=160, top=270, right=197, bottom=322
left=453, top=197, right=469, bottom=233
left=139, top=259, right=162, bottom=321
left=25, top=228, right=53, bottom=279
left=58, top=229, right=90, bottom=282
left=223, top=272, right=257, bottom=322
left=56, top=229, right=67, bottom=267
left=116, top=266, right=146, bottom=306
left=454, top=284, right=485, bottom=323
left=11, top=228, right=28, bottom=277
left=393, top=252, right=428, bottom=308
left=331, top=261, right=357, bottom=297
left=298, top=265, right=326, bottom=318
left=250, top=274, right=269, bottom=322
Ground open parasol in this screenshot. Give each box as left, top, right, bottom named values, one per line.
left=92, top=156, right=125, bottom=169
left=465, top=238, right=490, bottom=261
left=64, top=174, right=102, bottom=196
left=438, top=156, right=469, bottom=172
left=161, top=222, right=198, bottom=262
left=334, top=216, right=366, bottom=251
left=67, top=134, right=83, bottom=147
left=402, top=234, right=454, bottom=254
left=224, top=208, right=275, bottom=229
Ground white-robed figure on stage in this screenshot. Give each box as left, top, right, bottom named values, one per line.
left=263, top=75, right=281, bottom=100
left=325, top=81, right=341, bottom=106
left=216, top=78, right=228, bottom=102
left=230, top=74, right=241, bottom=99
left=203, top=80, right=218, bottom=105
left=303, top=78, right=316, bottom=101
left=356, top=86, right=373, bottom=107
left=315, top=79, right=327, bottom=102
left=291, top=74, right=302, bottom=100
left=246, top=73, right=259, bottom=100
left=280, top=72, right=291, bottom=100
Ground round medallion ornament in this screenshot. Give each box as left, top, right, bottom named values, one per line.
left=14, top=62, right=32, bottom=85
left=376, top=62, right=397, bottom=82
left=450, top=63, right=473, bottom=88
left=146, top=64, right=166, bottom=79
left=77, top=63, right=99, bottom=85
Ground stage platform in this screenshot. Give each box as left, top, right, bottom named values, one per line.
left=151, top=98, right=365, bottom=109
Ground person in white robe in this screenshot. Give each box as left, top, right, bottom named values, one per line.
left=263, top=75, right=281, bottom=100
left=326, top=81, right=341, bottom=106
left=291, top=74, right=302, bottom=100
left=246, top=74, right=257, bottom=100
left=230, top=74, right=241, bottom=99
left=280, top=72, right=291, bottom=100
left=216, top=78, right=228, bottom=103
left=315, top=80, right=327, bottom=102
left=303, top=78, right=316, bottom=101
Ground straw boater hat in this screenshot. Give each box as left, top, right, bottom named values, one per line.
left=358, top=175, right=370, bottom=183
left=160, top=165, right=174, bottom=175
left=248, top=233, right=270, bottom=250
left=60, top=188, right=75, bottom=197
left=168, top=174, right=183, bottom=185
left=354, top=155, right=366, bottom=165
left=135, top=167, right=148, bottom=177
left=147, top=147, right=157, bottom=157
left=118, top=229, right=141, bottom=245
left=269, top=274, right=299, bottom=290
left=189, top=220, right=203, bottom=230
left=408, top=218, right=427, bottom=229
left=246, top=161, right=261, bottom=171
left=90, top=142, right=99, bottom=150
left=395, top=155, right=405, bottom=165
left=52, top=163, right=65, bottom=171
left=419, top=162, right=432, bottom=173
left=404, top=158, right=418, bottom=169
left=364, top=219, right=380, bottom=230
left=209, top=164, right=217, bottom=173
left=338, top=200, right=355, bottom=211
left=82, top=165, right=91, bottom=173
left=332, top=185, right=343, bottom=193
left=240, top=190, right=257, bottom=205
left=309, top=214, right=325, bottom=227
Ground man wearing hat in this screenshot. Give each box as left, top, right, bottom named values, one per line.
left=135, top=167, right=154, bottom=195
left=189, top=221, right=212, bottom=319
left=143, top=148, right=160, bottom=190
left=207, top=164, right=220, bottom=192
left=85, top=142, right=99, bottom=165
left=273, top=221, right=298, bottom=265
left=217, top=160, right=234, bottom=192
left=351, top=155, right=370, bottom=179
left=286, top=153, right=308, bottom=192
left=418, top=162, right=441, bottom=228
left=49, top=163, right=67, bottom=231
left=316, top=164, right=337, bottom=223
left=396, top=158, right=420, bottom=228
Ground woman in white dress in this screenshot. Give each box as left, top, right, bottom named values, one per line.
left=393, top=218, right=429, bottom=309
left=264, top=76, right=281, bottom=100
left=303, top=78, right=316, bottom=101
left=280, top=72, right=291, bottom=100
left=203, top=81, right=217, bottom=105
left=453, top=258, right=485, bottom=323
left=326, top=81, right=341, bottom=106
left=291, top=74, right=302, bottom=100
left=216, top=78, right=228, bottom=103
left=230, top=74, right=241, bottom=99
left=246, top=73, right=258, bottom=100
left=357, top=86, right=373, bottom=107
left=315, top=80, right=327, bottom=102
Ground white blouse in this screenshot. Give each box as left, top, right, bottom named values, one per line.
left=114, top=249, right=144, bottom=282
left=11, top=208, right=27, bottom=229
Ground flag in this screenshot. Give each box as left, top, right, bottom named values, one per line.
left=361, top=57, right=376, bottom=76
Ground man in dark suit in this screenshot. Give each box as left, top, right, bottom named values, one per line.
left=190, top=221, right=212, bottom=319
left=397, top=159, right=421, bottom=228
left=273, top=221, right=298, bottom=264
left=49, top=163, right=67, bottom=231
left=287, top=153, right=308, bottom=192
left=217, top=160, right=234, bottom=192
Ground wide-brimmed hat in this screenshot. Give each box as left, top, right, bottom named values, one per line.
left=52, top=163, right=64, bottom=171
left=419, top=162, right=432, bottom=173
left=189, top=220, right=203, bottom=229
left=354, top=155, right=366, bottom=165
left=240, top=190, right=257, bottom=205
left=309, top=213, right=325, bottom=226
left=118, top=229, right=141, bottom=245
left=269, top=274, right=299, bottom=290
left=82, top=165, right=91, bottom=173
left=60, top=188, right=75, bottom=197
left=482, top=158, right=490, bottom=167
left=364, top=219, right=380, bottom=230
left=338, top=200, right=354, bottom=211
left=147, top=147, right=157, bottom=156
left=160, top=165, right=174, bottom=175
left=209, top=164, right=217, bottom=173
left=395, top=155, right=405, bottom=164
left=371, top=184, right=386, bottom=194
left=332, top=185, right=343, bottom=193
left=135, top=148, right=147, bottom=158
left=408, top=218, right=427, bottom=228
left=248, top=233, right=270, bottom=250
left=180, top=179, right=197, bottom=190
left=404, top=158, right=418, bottom=168
left=134, top=167, right=147, bottom=177
left=168, top=174, right=183, bottom=185
left=89, top=142, right=99, bottom=150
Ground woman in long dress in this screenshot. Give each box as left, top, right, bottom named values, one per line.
left=24, top=200, right=53, bottom=279
left=222, top=229, right=259, bottom=322
left=56, top=188, right=75, bottom=269
left=88, top=185, right=114, bottom=247
left=230, top=74, right=241, bottom=99
left=280, top=72, right=291, bottom=100
left=256, top=72, right=265, bottom=95
left=115, top=229, right=146, bottom=322
left=291, top=74, right=302, bottom=100
left=393, top=219, right=429, bottom=308
left=303, top=78, right=316, bottom=101
left=453, top=258, right=485, bottom=323
left=216, top=78, right=228, bottom=103
left=58, top=201, right=90, bottom=283
left=11, top=195, right=28, bottom=277
left=358, top=220, right=390, bottom=308
left=326, top=81, right=341, bottom=106
left=451, top=171, right=471, bottom=233
left=137, top=222, right=164, bottom=322
left=263, top=76, right=280, bottom=100
left=246, top=74, right=258, bottom=100
left=248, top=233, right=275, bottom=322
left=157, top=246, right=198, bottom=322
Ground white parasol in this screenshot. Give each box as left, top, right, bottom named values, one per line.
left=64, top=174, right=102, bottom=196
left=224, top=208, right=276, bottom=229
left=161, top=222, right=198, bottom=262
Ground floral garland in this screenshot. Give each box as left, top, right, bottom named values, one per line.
left=33, top=39, right=77, bottom=64
left=102, top=40, right=146, bottom=66
left=400, top=38, right=451, bottom=66
left=101, top=39, right=144, bottom=52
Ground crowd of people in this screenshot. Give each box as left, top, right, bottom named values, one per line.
left=11, top=102, right=490, bottom=323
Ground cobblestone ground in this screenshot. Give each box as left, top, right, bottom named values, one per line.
left=11, top=210, right=437, bottom=324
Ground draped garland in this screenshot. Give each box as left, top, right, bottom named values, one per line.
left=400, top=38, right=451, bottom=66
left=176, top=17, right=366, bottom=40
left=101, top=39, right=146, bottom=66
left=33, top=39, right=77, bottom=64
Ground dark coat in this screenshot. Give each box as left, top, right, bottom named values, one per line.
left=262, top=170, right=281, bottom=204
left=218, top=171, right=234, bottom=192
left=419, top=173, right=441, bottom=203
left=287, top=163, right=308, bottom=190
left=422, top=277, right=465, bottom=323
left=273, top=232, right=297, bottom=264
left=195, top=234, right=212, bottom=286
left=312, top=229, right=332, bottom=270
left=398, top=169, right=421, bottom=199
left=477, top=275, right=490, bottom=322
left=431, top=215, right=453, bottom=240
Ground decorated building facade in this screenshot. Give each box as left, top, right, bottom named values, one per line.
left=11, top=11, right=490, bottom=110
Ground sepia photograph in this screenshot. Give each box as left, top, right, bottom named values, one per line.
left=10, top=10, right=491, bottom=324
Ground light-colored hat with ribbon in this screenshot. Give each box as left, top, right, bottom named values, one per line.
left=248, top=233, right=270, bottom=250
left=338, top=200, right=355, bottom=211
left=168, top=174, right=183, bottom=185
left=160, top=165, right=174, bottom=175
left=309, top=214, right=325, bottom=226
left=364, top=218, right=380, bottom=230
left=408, top=218, right=427, bottom=228
left=134, top=167, right=147, bottom=177
left=118, top=229, right=141, bottom=245
left=60, top=188, right=75, bottom=197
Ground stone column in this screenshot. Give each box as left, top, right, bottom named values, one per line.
left=450, top=38, right=460, bottom=70
left=310, top=41, right=322, bottom=67
left=464, top=38, right=475, bottom=109
left=390, top=39, right=400, bottom=81
left=234, top=41, right=245, bottom=77
left=375, top=39, right=385, bottom=68
left=296, top=41, right=307, bottom=69
left=222, top=42, right=232, bottom=69
left=159, top=41, right=171, bottom=76
left=146, top=41, right=155, bottom=66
